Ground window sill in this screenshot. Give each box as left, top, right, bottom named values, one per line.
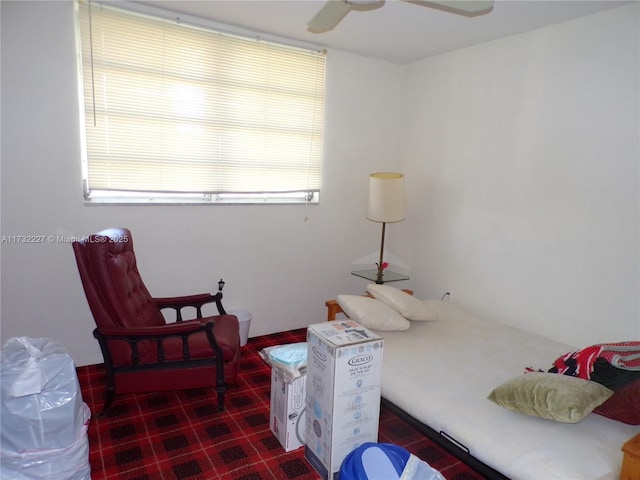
left=84, top=191, right=319, bottom=206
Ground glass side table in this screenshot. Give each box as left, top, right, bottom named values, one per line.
left=351, top=269, right=409, bottom=285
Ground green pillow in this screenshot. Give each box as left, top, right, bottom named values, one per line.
left=487, top=372, right=613, bottom=423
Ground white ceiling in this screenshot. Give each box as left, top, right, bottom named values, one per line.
left=138, top=0, right=632, bottom=64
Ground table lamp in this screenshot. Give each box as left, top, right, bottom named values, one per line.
left=367, top=172, right=406, bottom=283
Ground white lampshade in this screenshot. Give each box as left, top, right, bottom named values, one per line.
left=367, top=172, right=406, bottom=223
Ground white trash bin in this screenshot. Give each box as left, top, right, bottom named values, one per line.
left=228, top=309, right=252, bottom=347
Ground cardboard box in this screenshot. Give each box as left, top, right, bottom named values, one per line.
left=270, top=368, right=307, bottom=452
left=304, top=321, right=384, bottom=480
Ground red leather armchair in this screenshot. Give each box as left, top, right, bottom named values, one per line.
left=72, top=228, right=240, bottom=415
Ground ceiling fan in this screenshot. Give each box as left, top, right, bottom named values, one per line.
left=308, top=0, right=494, bottom=33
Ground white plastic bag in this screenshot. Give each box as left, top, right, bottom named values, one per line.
left=0, top=337, right=91, bottom=479
left=0, top=408, right=91, bottom=480
left=400, top=454, right=446, bottom=480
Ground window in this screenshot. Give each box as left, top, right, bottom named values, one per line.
left=76, top=2, right=325, bottom=204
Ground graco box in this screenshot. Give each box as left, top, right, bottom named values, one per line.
left=270, top=368, right=307, bottom=452
left=304, top=320, right=384, bottom=480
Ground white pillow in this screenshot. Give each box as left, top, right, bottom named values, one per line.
left=366, top=284, right=438, bottom=321
left=336, top=294, right=410, bottom=331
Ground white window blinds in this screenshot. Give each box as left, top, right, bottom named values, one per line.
left=77, top=2, right=325, bottom=199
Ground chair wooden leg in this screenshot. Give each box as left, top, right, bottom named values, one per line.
left=217, top=386, right=225, bottom=412
left=98, top=386, right=116, bottom=417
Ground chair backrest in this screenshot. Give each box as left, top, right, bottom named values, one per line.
left=72, top=228, right=166, bottom=330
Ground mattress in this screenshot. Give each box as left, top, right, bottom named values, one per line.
left=374, top=300, right=638, bottom=480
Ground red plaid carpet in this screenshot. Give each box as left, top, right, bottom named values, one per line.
left=77, top=328, right=487, bottom=480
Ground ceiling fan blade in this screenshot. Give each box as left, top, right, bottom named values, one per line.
left=407, top=0, right=494, bottom=17
left=308, top=1, right=353, bottom=33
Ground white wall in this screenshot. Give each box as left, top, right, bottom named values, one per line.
left=0, top=1, right=405, bottom=365
left=400, top=4, right=640, bottom=346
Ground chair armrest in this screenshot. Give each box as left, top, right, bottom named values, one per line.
left=325, top=289, right=414, bottom=321
left=154, top=292, right=226, bottom=320
left=100, top=319, right=207, bottom=338
left=94, top=319, right=223, bottom=367
left=154, top=293, right=213, bottom=308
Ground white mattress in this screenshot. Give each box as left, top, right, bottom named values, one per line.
left=374, top=301, right=638, bottom=480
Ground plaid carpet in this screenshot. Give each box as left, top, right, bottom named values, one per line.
left=77, top=328, right=487, bottom=480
